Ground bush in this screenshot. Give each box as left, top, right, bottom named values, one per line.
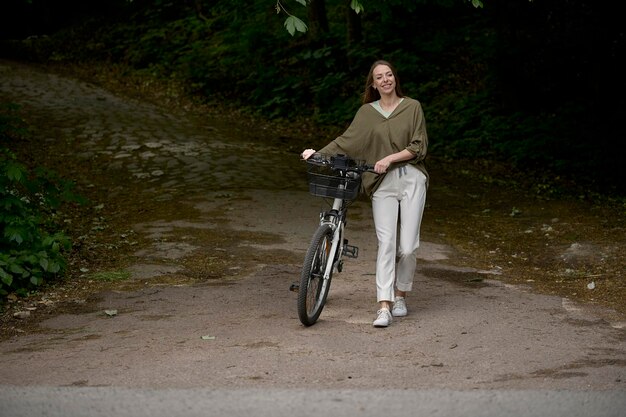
left=0, top=103, right=82, bottom=297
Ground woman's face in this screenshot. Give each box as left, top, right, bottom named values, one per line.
left=372, top=64, right=396, bottom=96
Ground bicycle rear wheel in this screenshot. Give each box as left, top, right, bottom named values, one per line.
left=297, top=224, right=336, bottom=326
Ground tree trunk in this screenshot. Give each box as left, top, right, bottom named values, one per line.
left=346, top=0, right=362, bottom=44
left=307, top=0, right=329, bottom=39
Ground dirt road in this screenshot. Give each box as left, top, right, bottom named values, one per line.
left=0, top=60, right=624, bottom=411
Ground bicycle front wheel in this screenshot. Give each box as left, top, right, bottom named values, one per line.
left=297, top=224, right=336, bottom=326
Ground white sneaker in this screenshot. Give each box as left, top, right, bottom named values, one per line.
left=392, top=297, right=407, bottom=317
left=373, top=309, right=392, bottom=327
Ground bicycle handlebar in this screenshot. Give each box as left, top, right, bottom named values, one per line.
left=305, top=153, right=375, bottom=173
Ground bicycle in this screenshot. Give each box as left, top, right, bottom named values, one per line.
left=293, top=153, right=374, bottom=326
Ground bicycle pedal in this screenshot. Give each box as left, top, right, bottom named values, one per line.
left=344, top=244, right=359, bottom=258
left=289, top=283, right=299, bottom=292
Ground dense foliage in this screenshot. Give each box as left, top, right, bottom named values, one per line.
left=0, top=0, right=624, bottom=195
left=0, top=103, right=82, bottom=297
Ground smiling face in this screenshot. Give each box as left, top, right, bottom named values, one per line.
left=363, top=60, right=403, bottom=104
left=372, top=64, right=396, bottom=96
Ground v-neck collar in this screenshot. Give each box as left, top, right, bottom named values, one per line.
left=370, top=97, right=405, bottom=118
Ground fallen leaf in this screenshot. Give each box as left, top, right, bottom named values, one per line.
left=201, top=335, right=216, bottom=340
left=104, top=309, right=118, bottom=316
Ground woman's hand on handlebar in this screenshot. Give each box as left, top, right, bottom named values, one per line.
left=374, top=156, right=392, bottom=174
left=301, top=149, right=317, bottom=160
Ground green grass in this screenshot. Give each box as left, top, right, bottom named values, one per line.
left=88, top=270, right=131, bottom=282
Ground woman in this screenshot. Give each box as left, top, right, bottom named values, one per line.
left=301, top=60, right=428, bottom=327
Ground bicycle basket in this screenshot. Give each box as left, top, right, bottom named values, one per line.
left=307, top=165, right=361, bottom=200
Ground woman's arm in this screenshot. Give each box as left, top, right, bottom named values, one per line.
left=374, top=149, right=414, bottom=174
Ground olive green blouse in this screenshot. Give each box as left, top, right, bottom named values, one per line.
left=319, top=97, right=429, bottom=198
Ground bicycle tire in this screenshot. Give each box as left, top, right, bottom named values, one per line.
left=297, top=223, right=336, bottom=326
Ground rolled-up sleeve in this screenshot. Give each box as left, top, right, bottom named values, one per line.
left=405, top=102, right=428, bottom=161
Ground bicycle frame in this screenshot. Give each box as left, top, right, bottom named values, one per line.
left=319, top=192, right=347, bottom=283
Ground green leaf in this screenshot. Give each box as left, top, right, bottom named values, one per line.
left=6, top=162, right=24, bottom=182
left=39, top=257, right=49, bottom=271
left=27, top=254, right=40, bottom=264
left=0, top=267, right=12, bottom=286
left=9, top=263, right=25, bottom=275
left=294, top=0, right=307, bottom=6
left=350, top=0, right=364, bottom=14
left=4, top=225, right=25, bottom=245
left=284, top=16, right=307, bottom=36
left=48, top=262, right=61, bottom=274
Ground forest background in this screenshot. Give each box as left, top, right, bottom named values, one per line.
left=2, top=0, right=624, bottom=193
left=0, top=0, right=624, bottom=298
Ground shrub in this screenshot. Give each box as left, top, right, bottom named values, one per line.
left=0, top=103, right=82, bottom=297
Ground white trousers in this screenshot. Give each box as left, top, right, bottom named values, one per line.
left=371, top=165, right=427, bottom=302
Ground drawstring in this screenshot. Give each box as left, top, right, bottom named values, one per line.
left=398, top=165, right=407, bottom=177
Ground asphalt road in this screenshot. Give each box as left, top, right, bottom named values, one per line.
left=2, top=386, right=626, bottom=417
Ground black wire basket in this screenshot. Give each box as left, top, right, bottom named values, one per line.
left=307, top=166, right=361, bottom=200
